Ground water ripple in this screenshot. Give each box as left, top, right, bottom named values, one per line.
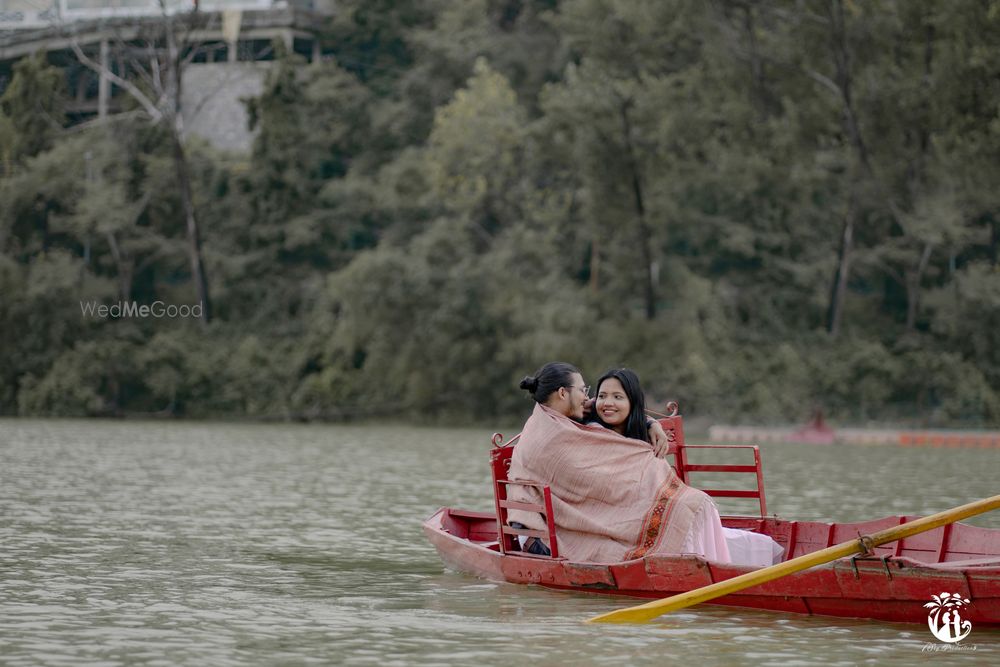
left=0, top=419, right=997, bottom=665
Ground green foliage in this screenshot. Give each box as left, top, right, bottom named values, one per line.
left=2, top=1, right=999, bottom=426
left=0, top=53, right=65, bottom=171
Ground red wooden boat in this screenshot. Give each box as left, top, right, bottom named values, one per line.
left=423, top=409, right=1000, bottom=626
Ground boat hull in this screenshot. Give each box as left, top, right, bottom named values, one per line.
left=423, top=507, right=1000, bottom=626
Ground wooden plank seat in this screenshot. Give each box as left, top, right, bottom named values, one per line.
left=490, top=434, right=561, bottom=558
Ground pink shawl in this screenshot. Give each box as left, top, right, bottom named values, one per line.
left=507, top=403, right=721, bottom=563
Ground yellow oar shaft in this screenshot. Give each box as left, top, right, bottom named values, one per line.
left=587, top=493, right=1000, bottom=624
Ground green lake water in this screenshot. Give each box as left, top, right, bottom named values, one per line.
left=1, top=419, right=997, bottom=666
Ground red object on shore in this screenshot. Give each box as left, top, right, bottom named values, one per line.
left=790, top=409, right=837, bottom=445
left=423, top=411, right=1000, bottom=626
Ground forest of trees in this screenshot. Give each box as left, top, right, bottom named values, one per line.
left=1, top=0, right=998, bottom=426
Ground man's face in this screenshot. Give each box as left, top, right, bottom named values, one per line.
left=563, top=372, right=590, bottom=421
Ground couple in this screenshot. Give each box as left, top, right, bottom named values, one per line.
left=507, top=362, right=783, bottom=567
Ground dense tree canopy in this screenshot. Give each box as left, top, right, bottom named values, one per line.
left=1, top=0, right=998, bottom=426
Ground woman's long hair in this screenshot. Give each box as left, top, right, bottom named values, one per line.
left=592, top=368, right=649, bottom=442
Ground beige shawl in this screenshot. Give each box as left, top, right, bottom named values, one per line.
left=507, top=403, right=718, bottom=563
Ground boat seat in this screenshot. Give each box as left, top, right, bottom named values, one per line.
left=490, top=434, right=561, bottom=558
left=655, top=404, right=768, bottom=517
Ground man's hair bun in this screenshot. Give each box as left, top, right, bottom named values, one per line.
left=519, top=362, right=580, bottom=404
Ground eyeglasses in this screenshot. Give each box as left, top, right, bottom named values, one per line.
left=565, top=384, right=590, bottom=396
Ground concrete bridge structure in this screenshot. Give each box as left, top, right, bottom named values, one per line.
left=0, top=0, right=334, bottom=151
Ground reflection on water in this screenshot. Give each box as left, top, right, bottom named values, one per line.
left=0, top=419, right=996, bottom=666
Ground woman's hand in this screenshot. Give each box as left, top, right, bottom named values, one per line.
left=648, top=420, right=675, bottom=458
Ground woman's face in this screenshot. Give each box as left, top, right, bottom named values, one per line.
left=596, top=377, right=630, bottom=432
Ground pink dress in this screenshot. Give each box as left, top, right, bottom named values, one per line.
left=681, top=502, right=785, bottom=567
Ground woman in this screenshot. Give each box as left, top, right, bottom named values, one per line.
left=506, top=361, right=733, bottom=564
left=590, top=367, right=662, bottom=444
left=588, top=367, right=672, bottom=457
left=588, top=367, right=784, bottom=566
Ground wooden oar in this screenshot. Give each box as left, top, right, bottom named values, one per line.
left=587, top=493, right=1000, bottom=624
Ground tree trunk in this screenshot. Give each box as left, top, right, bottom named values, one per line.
left=105, top=231, right=133, bottom=302
left=829, top=0, right=871, bottom=174
left=823, top=0, right=865, bottom=338
left=619, top=100, right=656, bottom=320
left=901, top=23, right=935, bottom=331
left=742, top=3, right=769, bottom=120
left=991, top=215, right=999, bottom=267
left=827, top=202, right=854, bottom=337
left=171, top=131, right=211, bottom=324
left=166, top=17, right=211, bottom=324
left=67, top=10, right=211, bottom=321
left=589, top=240, right=600, bottom=293
left=905, top=242, right=933, bottom=330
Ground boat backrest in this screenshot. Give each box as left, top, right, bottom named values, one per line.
left=672, top=439, right=768, bottom=517
left=652, top=402, right=768, bottom=517
left=490, top=433, right=561, bottom=558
